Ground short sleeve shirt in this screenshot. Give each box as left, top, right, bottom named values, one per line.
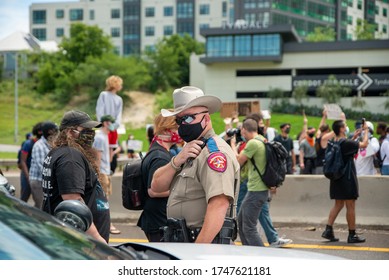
left=299, top=139, right=317, bottom=158
left=167, top=129, right=240, bottom=228
left=93, top=131, right=111, bottom=175
left=242, top=135, right=268, bottom=192
left=41, top=146, right=110, bottom=242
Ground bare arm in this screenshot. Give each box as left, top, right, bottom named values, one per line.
left=195, top=194, right=230, bottom=243
left=20, top=152, right=29, bottom=180
left=148, top=188, right=169, bottom=198
left=359, top=126, right=369, bottom=149
left=316, top=110, right=328, bottom=139
left=61, top=193, right=107, bottom=244
left=321, top=131, right=335, bottom=149
left=299, top=112, right=308, bottom=143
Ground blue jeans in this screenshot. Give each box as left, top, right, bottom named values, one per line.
left=237, top=179, right=278, bottom=244
left=20, top=171, right=31, bottom=202
left=238, top=190, right=268, bottom=246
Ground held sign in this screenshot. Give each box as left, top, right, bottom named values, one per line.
left=292, top=74, right=389, bottom=91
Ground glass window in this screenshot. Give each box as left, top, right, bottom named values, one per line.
left=234, top=35, right=251, bottom=56
left=357, top=0, right=362, bottom=9
left=124, top=5, right=139, bottom=20
left=347, top=0, right=353, bottom=7
left=70, top=9, right=83, bottom=21
left=90, top=10, right=94, bottom=20
left=199, top=4, right=210, bottom=15
left=124, top=24, right=139, bottom=40
left=32, top=28, right=46, bottom=41
left=164, top=6, right=173, bottom=16
left=56, top=28, right=64, bottom=37
left=222, top=1, right=227, bottom=17
left=207, top=36, right=233, bottom=57
left=111, top=27, right=120, bottom=37
left=200, top=23, right=210, bottom=30
left=56, top=9, right=64, bottom=19
left=177, top=22, right=194, bottom=37
left=177, top=2, right=193, bottom=18
left=347, top=15, right=353, bottom=25
left=145, top=7, right=155, bottom=17
left=252, top=34, right=280, bottom=56
left=111, top=9, right=120, bottom=19
left=384, top=8, right=388, bottom=17
left=145, top=26, right=155, bottom=36
left=32, top=10, right=46, bottom=24
left=383, top=25, right=387, bottom=33
left=164, top=25, right=173, bottom=36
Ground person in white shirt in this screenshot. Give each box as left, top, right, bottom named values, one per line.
left=380, top=127, right=389, bottom=175
left=355, top=121, right=380, bottom=175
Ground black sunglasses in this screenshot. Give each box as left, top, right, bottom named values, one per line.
left=175, top=110, right=209, bottom=125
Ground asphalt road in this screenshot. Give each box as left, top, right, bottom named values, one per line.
left=108, top=222, right=389, bottom=260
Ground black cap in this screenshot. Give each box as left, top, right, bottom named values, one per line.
left=59, top=110, right=102, bottom=131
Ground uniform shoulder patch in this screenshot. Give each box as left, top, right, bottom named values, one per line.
left=207, top=152, right=227, bottom=173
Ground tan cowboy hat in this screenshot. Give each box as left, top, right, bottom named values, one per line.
left=161, top=86, right=222, bottom=117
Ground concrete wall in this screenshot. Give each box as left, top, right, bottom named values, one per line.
left=6, top=173, right=389, bottom=227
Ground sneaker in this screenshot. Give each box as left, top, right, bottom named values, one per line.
left=270, top=237, right=293, bottom=248
left=347, top=234, right=366, bottom=243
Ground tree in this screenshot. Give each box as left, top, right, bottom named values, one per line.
left=60, top=23, right=113, bottom=64
left=354, top=19, right=377, bottom=40
left=351, top=96, right=366, bottom=109
left=145, top=34, right=204, bottom=91
left=305, top=26, right=336, bottom=42
left=267, top=87, right=286, bottom=106
left=316, top=75, right=351, bottom=104
left=292, top=85, right=309, bottom=106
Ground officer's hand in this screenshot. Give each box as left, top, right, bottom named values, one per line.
left=270, top=187, right=277, bottom=195
left=175, top=140, right=205, bottom=165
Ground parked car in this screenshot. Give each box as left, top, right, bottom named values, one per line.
left=0, top=189, right=344, bottom=260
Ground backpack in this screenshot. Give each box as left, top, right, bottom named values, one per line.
left=251, top=138, right=288, bottom=188
left=121, top=150, right=155, bottom=211
left=323, top=139, right=346, bottom=180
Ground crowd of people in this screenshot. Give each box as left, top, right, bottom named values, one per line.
left=15, top=75, right=389, bottom=247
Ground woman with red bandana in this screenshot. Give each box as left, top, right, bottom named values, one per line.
left=136, top=113, right=182, bottom=242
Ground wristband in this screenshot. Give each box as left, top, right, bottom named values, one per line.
left=170, top=156, right=182, bottom=171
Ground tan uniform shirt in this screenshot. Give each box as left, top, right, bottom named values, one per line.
left=167, top=129, right=240, bottom=227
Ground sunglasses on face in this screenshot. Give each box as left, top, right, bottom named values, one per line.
left=175, top=110, right=209, bottom=125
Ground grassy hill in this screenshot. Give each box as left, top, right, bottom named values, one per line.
left=1, top=80, right=374, bottom=158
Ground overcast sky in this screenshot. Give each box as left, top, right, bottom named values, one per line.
left=0, top=0, right=77, bottom=40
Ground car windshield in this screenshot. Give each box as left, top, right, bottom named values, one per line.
left=0, top=193, right=134, bottom=260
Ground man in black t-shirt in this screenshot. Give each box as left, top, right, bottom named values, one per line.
left=42, top=110, right=110, bottom=243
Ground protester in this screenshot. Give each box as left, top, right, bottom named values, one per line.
left=150, top=86, right=240, bottom=243
left=232, top=118, right=268, bottom=246
left=380, top=126, right=389, bottom=175
left=96, top=75, right=123, bottom=168
left=355, top=121, right=380, bottom=175
left=93, top=115, right=120, bottom=235
left=29, top=121, right=58, bottom=208
left=19, top=122, right=43, bottom=202
left=137, top=113, right=181, bottom=242
left=321, top=119, right=369, bottom=243
left=376, top=122, right=388, bottom=145
left=274, top=123, right=296, bottom=174
left=299, top=126, right=317, bottom=174
left=41, top=110, right=110, bottom=243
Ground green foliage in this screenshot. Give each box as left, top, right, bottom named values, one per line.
left=267, top=87, right=286, bottom=105
left=60, top=23, right=113, bottom=64
left=154, top=89, right=174, bottom=114
left=292, top=85, right=309, bottom=105
left=381, top=90, right=389, bottom=110
left=355, top=19, right=376, bottom=40
left=144, top=34, right=205, bottom=91
left=316, top=75, right=351, bottom=103
left=351, top=96, right=366, bottom=109
left=305, top=26, right=336, bottom=42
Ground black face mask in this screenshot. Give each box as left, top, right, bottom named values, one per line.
left=76, top=129, right=95, bottom=147
left=178, top=116, right=205, bottom=142
left=284, top=128, right=290, bottom=134
left=308, top=133, right=315, bottom=138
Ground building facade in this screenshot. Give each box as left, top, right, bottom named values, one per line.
left=30, top=0, right=389, bottom=55
left=190, top=25, right=389, bottom=114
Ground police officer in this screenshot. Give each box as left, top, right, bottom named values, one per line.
left=151, top=86, right=240, bottom=243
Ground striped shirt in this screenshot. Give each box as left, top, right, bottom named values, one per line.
left=29, top=137, right=51, bottom=181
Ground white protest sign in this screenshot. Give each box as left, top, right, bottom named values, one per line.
left=324, top=104, right=343, bottom=120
